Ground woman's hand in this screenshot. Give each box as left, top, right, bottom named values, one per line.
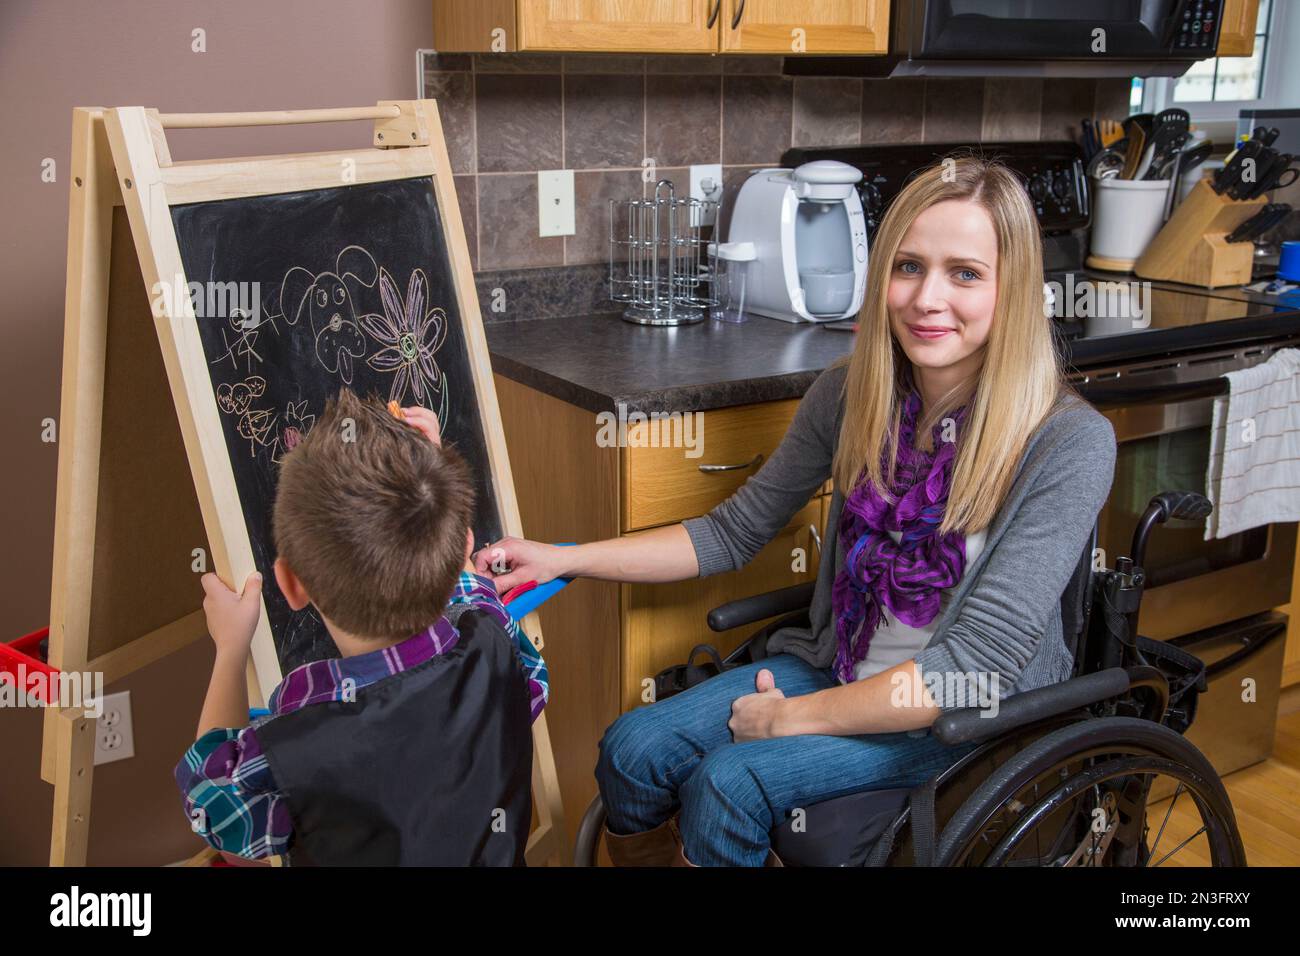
left=472, top=537, right=570, bottom=593
left=729, top=668, right=790, bottom=742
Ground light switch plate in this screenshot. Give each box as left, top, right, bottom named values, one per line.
left=537, top=169, right=575, bottom=237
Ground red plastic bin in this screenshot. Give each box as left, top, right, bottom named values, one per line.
left=0, top=627, right=59, bottom=704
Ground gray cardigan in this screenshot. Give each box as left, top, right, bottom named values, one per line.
left=682, top=362, right=1117, bottom=712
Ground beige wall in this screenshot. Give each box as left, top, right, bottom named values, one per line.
left=0, top=0, right=431, bottom=866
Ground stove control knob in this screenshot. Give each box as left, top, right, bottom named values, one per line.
left=1051, top=172, right=1072, bottom=202
left=858, top=181, right=882, bottom=217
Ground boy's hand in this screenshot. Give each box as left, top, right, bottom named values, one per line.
left=401, top=406, right=442, bottom=447
left=201, top=572, right=263, bottom=657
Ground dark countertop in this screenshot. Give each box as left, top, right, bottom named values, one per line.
left=487, top=288, right=1300, bottom=414
left=486, top=312, right=855, bottom=414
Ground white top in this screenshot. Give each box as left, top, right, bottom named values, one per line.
left=850, top=528, right=988, bottom=682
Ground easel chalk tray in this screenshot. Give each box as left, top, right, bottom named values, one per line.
left=45, top=101, right=565, bottom=866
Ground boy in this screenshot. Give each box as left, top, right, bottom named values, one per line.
left=174, top=390, right=547, bottom=865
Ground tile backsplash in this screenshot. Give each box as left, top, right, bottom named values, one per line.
left=425, top=53, right=1131, bottom=274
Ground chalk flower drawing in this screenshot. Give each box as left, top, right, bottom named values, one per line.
left=272, top=399, right=316, bottom=464
left=359, top=267, right=448, bottom=414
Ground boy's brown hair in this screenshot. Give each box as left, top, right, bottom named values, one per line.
left=273, top=389, right=475, bottom=640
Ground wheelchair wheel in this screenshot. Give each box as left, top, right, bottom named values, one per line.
left=934, top=717, right=1246, bottom=867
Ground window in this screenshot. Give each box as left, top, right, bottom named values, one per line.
left=1132, top=1, right=1287, bottom=124
left=1171, top=0, right=1269, bottom=103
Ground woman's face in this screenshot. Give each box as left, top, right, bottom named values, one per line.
left=887, top=199, right=999, bottom=381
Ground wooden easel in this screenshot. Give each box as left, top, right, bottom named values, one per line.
left=44, top=101, right=566, bottom=866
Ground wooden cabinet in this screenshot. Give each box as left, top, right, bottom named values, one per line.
left=622, top=398, right=798, bottom=530
left=622, top=501, right=821, bottom=710
left=520, top=0, right=718, bottom=53
left=721, top=0, right=890, bottom=54
left=1216, top=0, right=1260, bottom=57
left=434, top=0, right=890, bottom=55
left=1283, top=538, right=1300, bottom=688
left=494, top=373, right=826, bottom=840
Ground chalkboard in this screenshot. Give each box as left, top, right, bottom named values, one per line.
left=171, top=176, right=503, bottom=673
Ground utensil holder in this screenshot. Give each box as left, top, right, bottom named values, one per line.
left=1086, top=177, right=1172, bottom=272
left=1134, top=179, right=1269, bottom=288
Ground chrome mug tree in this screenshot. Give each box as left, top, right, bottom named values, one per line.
left=609, top=179, right=717, bottom=326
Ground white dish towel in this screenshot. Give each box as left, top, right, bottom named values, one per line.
left=1205, top=347, right=1300, bottom=540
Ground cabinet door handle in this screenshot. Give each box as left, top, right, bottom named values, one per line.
left=808, top=523, right=822, bottom=555
left=731, top=0, right=746, bottom=30
left=707, top=0, right=722, bottom=29
left=698, top=452, right=763, bottom=473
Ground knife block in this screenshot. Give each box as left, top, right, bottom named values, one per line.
left=1133, top=179, right=1268, bottom=288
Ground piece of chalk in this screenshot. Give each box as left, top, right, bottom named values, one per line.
left=387, top=400, right=405, bottom=421
left=502, top=580, right=538, bottom=604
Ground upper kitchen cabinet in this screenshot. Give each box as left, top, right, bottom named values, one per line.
left=432, top=1, right=890, bottom=55
left=521, top=0, right=717, bottom=53
left=721, top=1, right=890, bottom=53
left=1216, top=0, right=1259, bottom=56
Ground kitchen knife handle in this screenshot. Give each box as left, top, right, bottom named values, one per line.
left=1226, top=209, right=1267, bottom=242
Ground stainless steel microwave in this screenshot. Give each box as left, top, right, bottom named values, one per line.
left=787, top=0, right=1226, bottom=78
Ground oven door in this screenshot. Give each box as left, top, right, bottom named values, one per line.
left=1081, top=350, right=1298, bottom=640
left=907, top=0, right=1207, bottom=60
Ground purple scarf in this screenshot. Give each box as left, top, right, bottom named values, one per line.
left=831, top=390, right=967, bottom=683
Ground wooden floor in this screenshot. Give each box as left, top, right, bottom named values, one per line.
left=1151, top=690, right=1300, bottom=866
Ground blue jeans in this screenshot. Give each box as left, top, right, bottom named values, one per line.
left=596, top=654, right=976, bottom=866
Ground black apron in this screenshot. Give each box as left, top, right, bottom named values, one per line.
left=257, top=607, right=533, bottom=865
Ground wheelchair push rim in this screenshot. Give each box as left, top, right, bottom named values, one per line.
left=935, top=717, right=1246, bottom=867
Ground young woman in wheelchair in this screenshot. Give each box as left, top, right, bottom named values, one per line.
left=475, top=156, right=1118, bottom=866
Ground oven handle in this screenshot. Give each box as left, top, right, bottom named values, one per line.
left=1079, top=375, right=1228, bottom=410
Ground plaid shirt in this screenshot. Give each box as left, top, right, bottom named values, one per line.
left=174, top=571, right=547, bottom=860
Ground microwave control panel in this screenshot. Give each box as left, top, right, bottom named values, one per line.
left=1170, top=0, right=1224, bottom=53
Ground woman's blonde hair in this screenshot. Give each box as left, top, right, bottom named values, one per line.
left=831, top=154, right=1063, bottom=535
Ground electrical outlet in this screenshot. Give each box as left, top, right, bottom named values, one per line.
left=537, top=169, right=575, bottom=237
left=93, top=690, right=135, bottom=766
left=690, top=164, right=724, bottom=228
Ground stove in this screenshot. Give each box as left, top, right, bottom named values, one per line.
left=784, top=140, right=1300, bottom=364
left=782, top=140, right=1089, bottom=238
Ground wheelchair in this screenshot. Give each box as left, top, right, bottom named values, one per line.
left=573, top=491, right=1248, bottom=867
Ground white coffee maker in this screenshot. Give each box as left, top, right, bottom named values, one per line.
left=724, top=160, right=868, bottom=323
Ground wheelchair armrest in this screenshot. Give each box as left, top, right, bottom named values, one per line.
left=706, top=582, right=816, bottom=633
left=931, top=667, right=1132, bottom=746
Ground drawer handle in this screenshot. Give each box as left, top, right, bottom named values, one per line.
left=808, top=523, right=822, bottom=555
left=699, top=453, right=764, bottom=474
left=706, top=0, right=721, bottom=28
